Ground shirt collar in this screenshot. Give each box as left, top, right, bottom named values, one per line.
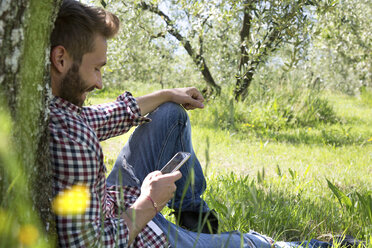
left=50, top=96, right=82, bottom=115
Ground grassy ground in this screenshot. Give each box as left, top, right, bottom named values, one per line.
left=91, top=87, right=371, bottom=246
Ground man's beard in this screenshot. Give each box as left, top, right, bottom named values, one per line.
left=59, top=63, right=88, bottom=107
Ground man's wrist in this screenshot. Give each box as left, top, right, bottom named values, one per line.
left=131, top=195, right=159, bottom=215
left=145, top=195, right=159, bottom=213
left=158, top=89, right=173, bottom=103
left=123, top=196, right=158, bottom=233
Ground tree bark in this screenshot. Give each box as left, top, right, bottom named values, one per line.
left=0, top=0, right=62, bottom=242
left=234, top=1, right=254, bottom=101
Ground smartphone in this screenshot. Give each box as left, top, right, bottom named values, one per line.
left=160, top=152, right=191, bottom=174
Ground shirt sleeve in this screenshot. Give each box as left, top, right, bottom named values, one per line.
left=49, top=94, right=167, bottom=248
left=82, top=91, right=151, bottom=141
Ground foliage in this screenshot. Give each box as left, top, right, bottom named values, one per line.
left=232, top=0, right=323, bottom=100
left=97, top=0, right=347, bottom=100
left=201, top=172, right=371, bottom=242
left=92, top=0, right=372, bottom=101
left=360, top=86, right=372, bottom=107
left=190, top=69, right=339, bottom=132
left=327, top=179, right=372, bottom=233
left=307, top=0, right=371, bottom=94
left=100, top=0, right=203, bottom=90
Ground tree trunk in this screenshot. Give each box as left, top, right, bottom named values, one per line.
left=0, top=0, right=62, bottom=243
left=234, top=1, right=253, bottom=101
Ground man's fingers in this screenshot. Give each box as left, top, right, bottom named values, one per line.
left=160, top=170, right=182, bottom=182
left=192, top=92, right=204, bottom=103
left=147, top=170, right=162, bottom=179
left=148, top=170, right=181, bottom=181
left=170, top=87, right=205, bottom=110
left=183, top=98, right=204, bottom=109
left=191, top=98, right=204, bottom=108
left=183, top=104, right=197, bottom=110
left=188, top=88, right=204, bottom=102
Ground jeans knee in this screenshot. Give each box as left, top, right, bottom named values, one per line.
left=154, top=102, right=189, bottom=125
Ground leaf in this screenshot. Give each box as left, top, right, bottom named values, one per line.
left=356, top=192, right=372, bottom=221
left=326, top=179, right=352, bottom=209
left=276, top=164, right=282, bottom=177
left=211, top=196, right=228, bottom=215
left=288, top=168, right=297, bottom=179
left=303, top=164, right=311, bottom=177
left=253, top=9, right=259, bottom=18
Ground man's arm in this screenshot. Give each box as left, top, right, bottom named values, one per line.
left=136, top=87, right=205, bottom=116
left=84, top=92, right=151, bottom=141
left=121, top=171, right=182, bottom=245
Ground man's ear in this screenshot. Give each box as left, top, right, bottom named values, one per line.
left=50, top=45, right=72, bottom=73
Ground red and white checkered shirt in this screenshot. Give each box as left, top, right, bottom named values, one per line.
left=49, top=92, right=169, bottom=247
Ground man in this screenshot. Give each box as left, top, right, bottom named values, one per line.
left=49, top=1, right=231, bottom=246
left=49, top=1, right=349, bottom=247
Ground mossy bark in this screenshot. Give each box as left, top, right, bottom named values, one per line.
left=0, top=0, right=62, bottom=240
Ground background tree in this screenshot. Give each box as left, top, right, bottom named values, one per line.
left=307, top=0, right=371, bottom=94
left=233, top=0, right=319, bottom=100
left=0, top=0, right=61, bottom=245
left=104, top=1, right=222, bottom=95
left=102, top=0, right=336, bottom=101
left=103, top=2, right=186, bottom=89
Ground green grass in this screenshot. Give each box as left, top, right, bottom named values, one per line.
left=93, top=86, right=371, bottom=246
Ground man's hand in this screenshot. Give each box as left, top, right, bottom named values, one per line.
left=140, top=170, right=182, bottom=211
left=136, top=87, right=205, bottom=115
left=168, top=87, right=205, bottom=110
left=123, top=170, right=182, bottom=244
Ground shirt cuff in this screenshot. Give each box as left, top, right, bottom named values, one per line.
left=117, top=91, right=151, bottom=125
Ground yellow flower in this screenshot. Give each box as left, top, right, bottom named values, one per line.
left=308, top=127, right=312, bottom=131
left=368, top=137, right=372, bottom=142
left=18, top=224, right=39, bottom=246
left=52, top=185, right=90, bottom=216
left=244, top=123, right=254, bottom=127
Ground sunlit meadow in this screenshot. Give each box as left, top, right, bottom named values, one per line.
left=1, top=84, right=370, bottom=247
left=95, top=86, right=371, bottom=246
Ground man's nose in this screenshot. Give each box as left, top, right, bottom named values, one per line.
left=95, top=76, right=103, bottom=89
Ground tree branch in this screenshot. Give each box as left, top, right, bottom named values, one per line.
left=139, top=2, right=221, bottom=94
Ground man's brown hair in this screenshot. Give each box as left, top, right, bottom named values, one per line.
left=51, top=0, right=120, bottom=63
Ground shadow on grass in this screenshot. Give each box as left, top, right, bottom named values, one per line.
left=238, top=126, right=371, bottom=147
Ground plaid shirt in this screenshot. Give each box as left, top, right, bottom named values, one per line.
left=49, top=92, right=169, bottom=247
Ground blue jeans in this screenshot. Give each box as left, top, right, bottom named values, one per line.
left=107, top=102, right=331, bottom=248
left=107, top=102, right=208, bottom=212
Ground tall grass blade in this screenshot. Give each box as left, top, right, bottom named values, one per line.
left=276, top=164, right=282, bottom=177
left=356, top=192, right=372, bottom=223
left=326, top=179, right=352, bottom=209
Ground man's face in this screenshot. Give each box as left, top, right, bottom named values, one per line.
left=59, top=35, right=107, bottom=107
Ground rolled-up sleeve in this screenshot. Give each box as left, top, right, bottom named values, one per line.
left=83, top=92, right=151, bottom=141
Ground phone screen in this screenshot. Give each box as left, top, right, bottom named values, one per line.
left=160, top=152, right=191, bottom=174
